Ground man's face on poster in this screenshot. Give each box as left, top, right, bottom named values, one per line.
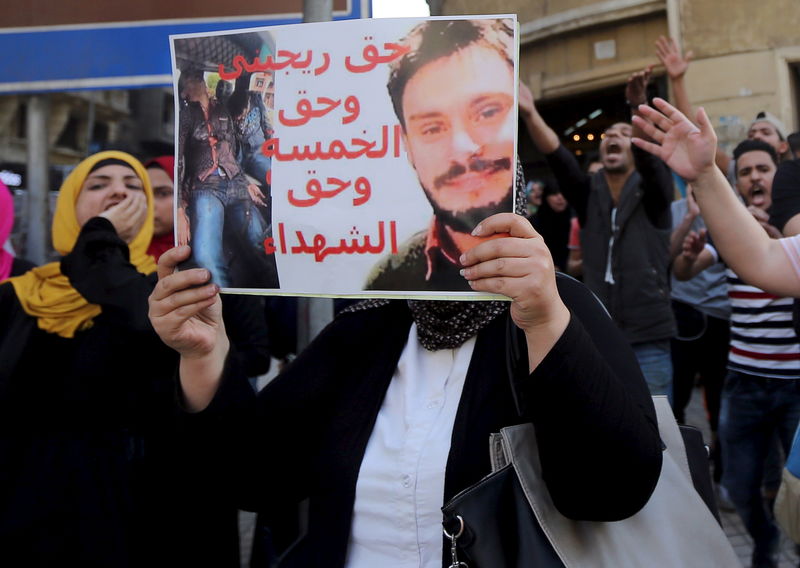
left=401, top=44, right=515, bottom=233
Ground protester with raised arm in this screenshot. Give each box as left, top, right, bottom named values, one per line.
left=635, top=102, right=800, bottom=567
left=633, top=98, right=800, bottom=297
left=519, top=71, right=675, bottom=397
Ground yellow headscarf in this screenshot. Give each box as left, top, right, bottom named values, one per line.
left=6, top=151, right=157, bottom=338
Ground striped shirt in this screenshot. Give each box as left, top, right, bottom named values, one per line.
left=726, top=268, right=800, bottom=378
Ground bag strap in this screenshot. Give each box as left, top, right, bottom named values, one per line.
left=651, top=395, right=692, bottom=481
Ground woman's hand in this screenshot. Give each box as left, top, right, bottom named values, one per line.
left=99, top=192, right=147, bottom=243
left=148, top=246, right=229, bottom=410
left=631, top=97, right=717, bottom=183
left=149, top=245, right=224, bottom=357
left=460, top=213, right=570, bottom=371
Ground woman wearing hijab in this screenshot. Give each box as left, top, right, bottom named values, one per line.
left=149, top=159, right=663, bottom=566
left=0, top=180, right=35, bottom=279
left=0, top=151, right=188, bottom=567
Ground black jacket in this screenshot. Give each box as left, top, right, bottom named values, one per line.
left=545, top=145, right=676, bottom=344
left=180, top=274, right=663, bottom=567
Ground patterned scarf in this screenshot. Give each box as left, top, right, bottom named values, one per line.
left=344, top=161, right=526, bottom=350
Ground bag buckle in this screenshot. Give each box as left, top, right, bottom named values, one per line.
left=443, top=515, right=469, bottom=568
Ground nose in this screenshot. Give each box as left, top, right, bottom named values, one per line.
left=108, top=178, right=129, bottom=198
left=451, top=122, right=481, bottom=159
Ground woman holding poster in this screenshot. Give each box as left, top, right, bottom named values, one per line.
left=150, top=203, right=662, bottom=568
left=152, top=18, right=661, bottom=568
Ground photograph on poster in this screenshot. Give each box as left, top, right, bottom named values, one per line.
left=170, top=15, right=518, bottom=298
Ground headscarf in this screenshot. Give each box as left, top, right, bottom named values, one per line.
left=344, top=161, right=526, bottom=351
left=0, top=181, right=14, bottom=281
left=7, top=151, right=156, bottom=338
left=144, top=156, right=176, bottom=262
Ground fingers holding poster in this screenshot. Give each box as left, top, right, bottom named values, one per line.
left=170, top=15, right=518, bottom=298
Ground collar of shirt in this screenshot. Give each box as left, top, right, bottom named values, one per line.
left=424, top=218, right=461, bottom=281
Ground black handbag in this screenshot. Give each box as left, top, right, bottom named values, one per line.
left=440, top=397, right=731, bottom=568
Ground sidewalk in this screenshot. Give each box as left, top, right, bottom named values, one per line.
left=684, top=385, right=799, bottom=568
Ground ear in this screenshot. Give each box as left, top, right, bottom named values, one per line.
left=778, top=140, right=790, bottom=157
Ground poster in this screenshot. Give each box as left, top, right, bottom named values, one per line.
left=170, top=15, right=518, bottom=299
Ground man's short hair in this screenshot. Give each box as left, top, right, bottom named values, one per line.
left=386, top=19, right=514, bottom=131
left=733, top=138, right=779, bottom=168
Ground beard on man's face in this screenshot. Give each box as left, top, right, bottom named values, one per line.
left=421, top=156, right=515, bottom=234
left=428, top=188, right=515, bottom=234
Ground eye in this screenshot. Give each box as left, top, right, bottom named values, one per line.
left=472, top=99, right=509, bottom=124
left=419, top=121, right=446, bottom=137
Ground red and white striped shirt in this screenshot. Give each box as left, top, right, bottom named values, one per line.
left=726, top=268, right=800, bottom=378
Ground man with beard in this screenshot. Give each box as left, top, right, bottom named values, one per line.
left=673, top=139, right=800, bottom=568
left=519, top=70, right=676, bottom=396
left=364, top=19, right=515, bottom=291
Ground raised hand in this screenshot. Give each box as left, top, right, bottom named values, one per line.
left=631, top=98, right=717, bottom=182
left=655, top=36, right=692, bottom=80
left=518, top=80, right=537, bottom=121
left=625, top=65, right=653, bottom=107
left=99, top=192, right=148, bottom=243
left=681, top=229, right=707, bottom=262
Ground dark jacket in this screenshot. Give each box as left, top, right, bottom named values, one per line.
left=179, top=274, right=663, bottom=567
left=0, top=218, right=245, bottom=568
left=546, top=145, right=675, bottom=344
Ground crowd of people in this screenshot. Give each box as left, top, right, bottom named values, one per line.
left=1, top=24, right=800, bottom=568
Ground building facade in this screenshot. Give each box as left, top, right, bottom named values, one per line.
left=438, top=0, right=800, bottom=156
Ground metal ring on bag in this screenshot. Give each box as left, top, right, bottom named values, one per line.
left=443, top=515, right=465, bottom=539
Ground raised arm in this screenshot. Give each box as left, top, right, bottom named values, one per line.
left=148, top=246, right=229, bottom=411
left=672, top=229, right=715, bottom=281
left=655, top=36, right=693, bottom=124
left=626, top=68, right=674, bottom=229
left=632, top=98, right=800, bottom=295
left=625, top=65, right=653, bottom=141
left=519, top=82, right=590, bottom=222
left=518, top=81, right=559, bottom=154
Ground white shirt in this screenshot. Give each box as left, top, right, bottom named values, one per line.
left=345, top=323, right=476, bottom=568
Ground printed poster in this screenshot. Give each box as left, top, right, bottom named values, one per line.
left=170, top=15, right=518, bottom=298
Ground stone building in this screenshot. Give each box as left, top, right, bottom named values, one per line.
left=435, top=0, right=800, bottom=163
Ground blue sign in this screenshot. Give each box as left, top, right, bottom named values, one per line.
left=0, top=2, right=370, bottom=93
